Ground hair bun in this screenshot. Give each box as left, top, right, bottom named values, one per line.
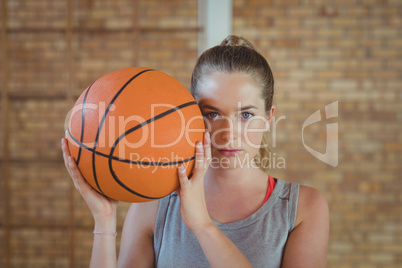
left=220, top=35, right=255, bottom=49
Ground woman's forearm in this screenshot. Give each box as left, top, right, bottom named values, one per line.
left=89, top=219, right=118, bottom=268
left=194, top=223, right=253, bottom=268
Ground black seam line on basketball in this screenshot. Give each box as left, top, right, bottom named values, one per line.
left=76, top=82, right=94, bottom=166
left=67, top=128, right=195, bottom=166
left=108, top=155, right=182, bottom=200
left=107, top=100, right=198, bottom=200
left=106, top=100, right=197, bottom=197
left=109, top=100, right=198, bottom=157
left=91, top=69, right=155, bottom=195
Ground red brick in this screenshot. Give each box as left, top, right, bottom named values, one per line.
left=9, top=163, right=70, bottom=225
left=10, top=228, right=70, bottom=266
left=8, top=33, right=68, bottom=96
left=8, top=0, right=66, bottom=29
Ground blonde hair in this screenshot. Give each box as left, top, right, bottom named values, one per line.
left=191, top=35, right=274, bottom=173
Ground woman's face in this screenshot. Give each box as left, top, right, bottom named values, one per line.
left=197, top=72, right=273, bottom=170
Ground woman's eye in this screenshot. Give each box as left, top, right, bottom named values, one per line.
left=206, top=112, right=218, bottom=119
left=242, top=112, right=253, bottom=119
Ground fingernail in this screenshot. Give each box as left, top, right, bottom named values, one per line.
left=61, top=138, right=64, bottom=146
left=68, top=157, right=74, bottom=166
left=178, top=165, right=185, bottom=173
left=65, top=130, right=68, bottom=138
left=206, top=132, right=210, bottom=142
left=197, top=141, right=203, bottom=148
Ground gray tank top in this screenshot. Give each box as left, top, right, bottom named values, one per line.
left=153, top=178, right=299, bottom=268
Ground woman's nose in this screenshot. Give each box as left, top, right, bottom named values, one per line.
left=218, top=116, right=240, bottom=143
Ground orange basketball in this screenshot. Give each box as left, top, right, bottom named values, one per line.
left=67, top=67, right=205, bottom=202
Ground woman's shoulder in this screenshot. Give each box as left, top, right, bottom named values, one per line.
left=281, top=184, right=329, bottom=266
left=295, top=185, right=329, bottom=227
left=298, top=185, right=328, bottom=210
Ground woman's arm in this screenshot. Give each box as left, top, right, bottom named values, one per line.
left=176, top=132, right=253, bottom=267
left=62, top=136, right=119, bottom=268
left=117, top=201, right=159, bottom=268
left=90, top=217, right=118, bottom=268
left=282, top=186, right=330, bottom=268
left=63, top=135, right=157, bottom=268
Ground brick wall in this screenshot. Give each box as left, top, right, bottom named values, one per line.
left=1, top=0, right=401, bottom=267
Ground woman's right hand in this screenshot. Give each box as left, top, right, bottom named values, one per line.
left=61, top=132, right=118, bottom=224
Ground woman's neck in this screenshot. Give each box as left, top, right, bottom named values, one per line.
left=204, top=166, right=267, bottom=194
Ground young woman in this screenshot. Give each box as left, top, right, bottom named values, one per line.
left=61, top=35, right=329, bottom=267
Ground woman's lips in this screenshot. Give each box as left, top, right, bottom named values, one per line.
left=218, top=149, right=242, bottom=157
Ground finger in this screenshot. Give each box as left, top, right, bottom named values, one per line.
left=62, top=138, right=75, bottom=177
left=61, top=138, right=71, bottom=167
left=177, top=165, right=188, bottom=187
left=204, top=132, right=211, bottom=165
left=67, top=156, right=81, bottom=187
left=67, top=156, right=92, bottom=194
left=195, top=141, right=205, bottom=170
left=62, top=135, right=107, bottom=202
left=62, top=138, right=80, bottom=177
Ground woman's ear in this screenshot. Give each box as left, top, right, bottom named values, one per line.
left=265, top=105, right=275, bottom=129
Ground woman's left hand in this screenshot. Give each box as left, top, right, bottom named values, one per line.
left=176, top=131, right=213, bottom=234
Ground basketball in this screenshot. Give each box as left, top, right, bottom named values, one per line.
left=66, top=67, right=205, bottom=202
